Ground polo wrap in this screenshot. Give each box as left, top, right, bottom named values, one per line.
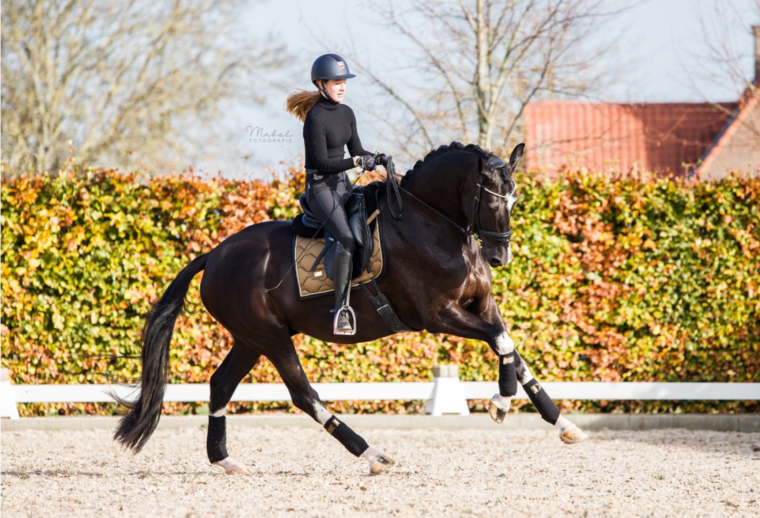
left=207, top=415, right=229, bottom=463
left=324, top=416, right=369, bottom=457
left=498, top=352, right=517, bottom=397
left=524, top=378, right=560, bottom=425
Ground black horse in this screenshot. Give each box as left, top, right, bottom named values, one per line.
left=114, top=142, right=587, bottom=475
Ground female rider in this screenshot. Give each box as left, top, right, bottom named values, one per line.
left=286, top=53, right=385, bottom=335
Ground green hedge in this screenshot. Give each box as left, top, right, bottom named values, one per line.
left=2, top=165, right=758, bottom=416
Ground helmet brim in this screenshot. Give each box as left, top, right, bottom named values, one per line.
left=314, top=73, right=356, bottom=81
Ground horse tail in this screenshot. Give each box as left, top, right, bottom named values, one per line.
left=113, top=254, right=208, bottom=453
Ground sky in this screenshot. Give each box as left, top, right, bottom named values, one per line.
left=196, top=0, right=760, bottom=179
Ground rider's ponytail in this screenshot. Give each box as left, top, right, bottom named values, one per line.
left=285, top=89, right=321, bottom=122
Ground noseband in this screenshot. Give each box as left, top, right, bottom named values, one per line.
left=467, top=182, right=513, bottom=250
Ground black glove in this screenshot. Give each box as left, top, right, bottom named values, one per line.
left=375, top=153, right=388, bottom=167
left=355, top=154, right=377, bottom=171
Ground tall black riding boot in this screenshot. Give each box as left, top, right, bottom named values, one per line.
left=332, top=242, right=356, bottom=335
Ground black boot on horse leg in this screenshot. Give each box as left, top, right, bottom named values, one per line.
left=331, top=241, right=356, bottom=335
left=485, top=329, right=519, bottom=424
left=514, top=352, right=588, bottom=444
left=207, top=342, right=261, bottom=474
left=268, top=339, right=395, bottom=475
left=421, top=301, right=520, bottom=423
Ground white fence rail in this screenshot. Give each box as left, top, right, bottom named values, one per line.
left=9, top=381, right=760, bottom=404
left=3, top=368, right=758, bottom=420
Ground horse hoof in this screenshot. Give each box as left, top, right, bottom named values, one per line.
left=488, top=395, right=510, bottom=424
left=489, top=401, right=508, bottom=424
left=369, top=453, right=395, bottom=475
left=560, top=426, right=588, bottom=445
left=214, top=457, right=249, bottom=475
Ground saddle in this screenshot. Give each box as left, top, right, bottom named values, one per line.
left=290, top=183, right=417, bottom=333
left=293, top=187, right=376, bottom=280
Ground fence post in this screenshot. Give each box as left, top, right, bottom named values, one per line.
left=424, top=365, right=470, bottom=416
left=0, top=368, right=20, bottom=420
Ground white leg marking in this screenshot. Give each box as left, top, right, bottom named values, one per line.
left=211, top=407, right=226, bottom=417
left=516, top=360, right=535, bottom=385
left=314, top=401, right=332, bottom=425
left=495, top=330, right=514, bottom=355
left=215, top=457, right=247, bottom=475
left=555, top=414, right=573, bottom=432
left=556, top=414, right=589, bottom=444
left=491, top=394, right=512, bottom=412
left=361, top=446, right=381, bottom=462
left=488, top=393, right=512, bottom=423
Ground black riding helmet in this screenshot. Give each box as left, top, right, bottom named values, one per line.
left=311, top=53, right=356, bottom=103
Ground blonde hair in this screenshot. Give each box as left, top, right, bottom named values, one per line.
left=285, top=89, right=322, bottom=122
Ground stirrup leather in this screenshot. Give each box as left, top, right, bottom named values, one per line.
left=331, top=306, right=356, bottom=336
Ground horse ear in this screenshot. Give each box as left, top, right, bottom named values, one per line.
left=509, top=143, right=525, bottom=169
left=478, top=156, right=491, bottom=179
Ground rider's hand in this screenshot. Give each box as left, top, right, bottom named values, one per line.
left=375, top=153, right=388, bottom=167
left=355, top=154, right=377, bottom=172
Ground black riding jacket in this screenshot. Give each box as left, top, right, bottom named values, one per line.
left=303, top=94, right=371, bottom=174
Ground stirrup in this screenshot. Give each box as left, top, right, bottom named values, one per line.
left=331, top=306, right=356, bottom=336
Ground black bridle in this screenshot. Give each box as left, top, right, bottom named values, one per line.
left=468, top=181, right=514, bottom=250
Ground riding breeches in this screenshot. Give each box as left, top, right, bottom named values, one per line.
left=305, top=172, right=355, bottom=253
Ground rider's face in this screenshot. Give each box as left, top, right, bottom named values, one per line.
left=321, top=79, right=346, bottom=102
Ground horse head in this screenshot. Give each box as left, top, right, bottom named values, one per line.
left=470, top=143, right=524, bottom=268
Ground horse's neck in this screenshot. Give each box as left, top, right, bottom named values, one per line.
left=402, top=165, right=472, bottom=229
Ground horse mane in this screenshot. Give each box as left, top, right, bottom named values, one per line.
left=399, top=141, right=505, bottom=187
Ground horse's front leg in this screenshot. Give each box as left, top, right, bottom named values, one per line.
left=477, top=298, right=588, bottom=444
left=424, top=301, right=519, bottom=417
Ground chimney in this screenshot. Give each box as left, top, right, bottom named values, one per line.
left=755, top=25, right=760, bottom=85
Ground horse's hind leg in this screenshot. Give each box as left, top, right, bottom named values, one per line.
left=267, top=339, right=396, bottom=475
left=514, top=352, right=588, bottom=444
left=207, top=340, right=261, bottom=474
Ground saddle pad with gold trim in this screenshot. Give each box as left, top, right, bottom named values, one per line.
left=294, top=220, right=383, bottom=299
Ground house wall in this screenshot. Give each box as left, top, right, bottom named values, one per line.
left=699, top=99, right=760, bottom=181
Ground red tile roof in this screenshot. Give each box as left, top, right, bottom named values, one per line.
left=525, top=101, right=737, bottom=176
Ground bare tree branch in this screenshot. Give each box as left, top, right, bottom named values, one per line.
left=353, top=0, right=625, bottom=157
left=1, top=0, right=290, bottom=177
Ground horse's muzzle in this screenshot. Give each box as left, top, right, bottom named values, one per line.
left=483, top=244, right=512, bottom=268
